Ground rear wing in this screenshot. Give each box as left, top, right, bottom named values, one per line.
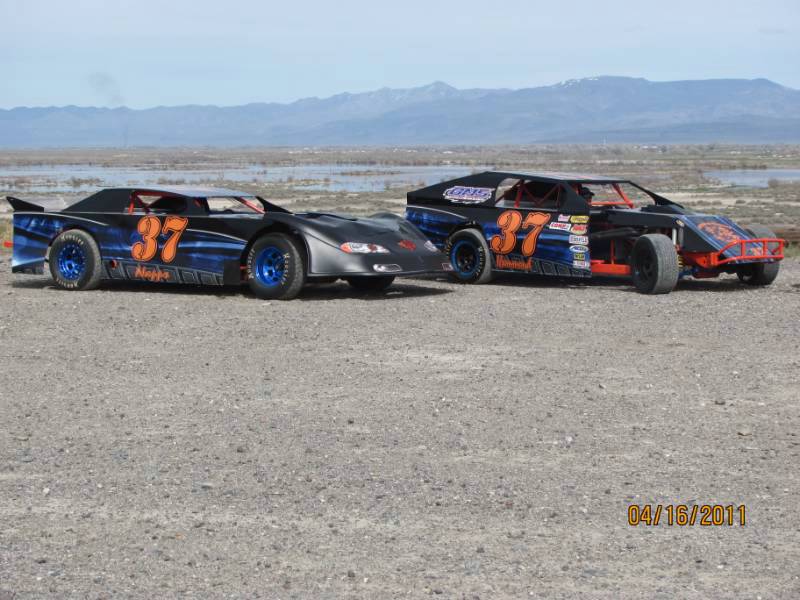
left=5, top=196, right=44, bottom=212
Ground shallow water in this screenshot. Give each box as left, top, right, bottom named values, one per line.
left=704, top=168, right=800, bottom=188
left=0, top=163, right=481, bottom=194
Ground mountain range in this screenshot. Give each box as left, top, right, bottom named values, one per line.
left=2, top=76, right=800, bottom=147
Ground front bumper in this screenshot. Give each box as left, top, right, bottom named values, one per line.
left=305, top=234, right=451, bottom=276
left=346, top=252, right=453, bottom=277
left=683, top=237, right=785, bottom=269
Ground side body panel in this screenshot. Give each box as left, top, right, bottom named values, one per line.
left=13, top=211, right=249, bottom=284
left=406, top=203, right=591, bottom=278
left=13, top=209, right=446, bottom=283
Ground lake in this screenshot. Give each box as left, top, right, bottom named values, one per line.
left=704, top=169, right=800, bottom=188
left=0, top=163, right=481, bottom=194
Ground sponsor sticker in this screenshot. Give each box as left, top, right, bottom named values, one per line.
left=495, top=254, right=533, bottom=271
left=549, top=222, right=571, bottom=231
left=569, top=245, right=589, bottom=253
left=557, top=214, right=570, bottom=222
left=573, top=252, right=586, bottom=261
left=697, top=221, right=742, bottom=245
left=569, top=235, right=589, bottom=245
left=133, top=264, right=171, bottom=282
left=443, top=186, right=494, bottom=204
left=571, top=224, right=588, bottom=235
left=570, top=215, right=589, bottom=224
left=572, top=259, right=590, bottom=269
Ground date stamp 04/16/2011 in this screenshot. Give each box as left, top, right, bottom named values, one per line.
left=628, top=504, right=746, bottom=527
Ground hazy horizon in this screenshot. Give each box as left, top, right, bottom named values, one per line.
left=1, top=76, right=798, bottom=111
left=2, top=0, right=798, bottom=109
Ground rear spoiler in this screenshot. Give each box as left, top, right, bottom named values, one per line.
left=5, top=196, right=44, bottom=212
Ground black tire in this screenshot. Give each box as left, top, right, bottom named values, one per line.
left=444, top=228, right=493, bottom=284
left=246, top=233, right=306, bottom=300
left=345, top=276, right=395, bottom=292
left=48, top=229, right=103, bottom=291
left=630, top=233, right=679, bottom=294
left=737, top=224, right=780, bottom=286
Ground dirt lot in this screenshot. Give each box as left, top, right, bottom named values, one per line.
left=1, top=254, right=799, bottom=599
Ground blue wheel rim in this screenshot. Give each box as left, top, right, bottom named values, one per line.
left=450, top=239, right=480, bottom=277
left=57, top=243, right=86, bottom=281
left=255, top=246, right=286, bottom=287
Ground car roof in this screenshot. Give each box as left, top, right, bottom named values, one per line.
left=469, top=171, right=629, bottom=185
left=63, top=186, right=257, bottom=213
left=406, top=171, right=630, bottom=209
left=118, top=185, right=254, bottom=197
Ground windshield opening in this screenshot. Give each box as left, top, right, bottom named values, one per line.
left=202, top=196, right=265, bottom=214
left=573, top=183, right=653, bottom=208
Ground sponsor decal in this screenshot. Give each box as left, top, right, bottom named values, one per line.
left=132, top=215, right=189, bottom=263
left=569, top=235, right=589, bottom=245
left=697, top=221, right=742, bottom=246
left=133, top=264, right=171, bottom=282
left=443, top=186, right=493, bottom=204
left=570, top=215, right=590, bottom=224
left=572, top=259, right=590, bottom=269
left=573, top=252, right=586, bottom=261
left=491, top=210, right=550, bottom=256
left=569, top=245, right=589, bottom=253
left=495, top=254, right=533, bottom=271
left=571, top=224, right=588, bottom=235
left=397, top=239, right=417, bottom=251
left=557, top=214, right=570, bottom=222
left=549, top=222, right=571, bottom=231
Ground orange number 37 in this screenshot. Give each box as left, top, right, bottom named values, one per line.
left=490, top=210, right=549, bottom=256
left=131, top=216, right=188, bottom=263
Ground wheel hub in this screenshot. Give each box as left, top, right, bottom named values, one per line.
left=255, top=246, right=286, bottom=287
left=57, top=243, right=86, bottom=281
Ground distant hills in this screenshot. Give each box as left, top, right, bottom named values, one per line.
left=2, top=76, right=800, bottom=146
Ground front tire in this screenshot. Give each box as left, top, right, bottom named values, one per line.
left=445, top=229, right=493, bottom=284
left=48, top=229, right=103, bottom=290
left=345, top=276, right=395, bottom=292
left=737, top=224, right=780, bottom=286
left=630, top=234, right=679, bottom=294
left=246, top=234, right=306, bottom=300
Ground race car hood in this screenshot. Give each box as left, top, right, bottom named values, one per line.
left=292, top=212, right=430, bottom=248
left=682, top=215, right=760, bottom=258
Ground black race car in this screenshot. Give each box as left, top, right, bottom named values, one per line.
left=8, top=186, right=449, bottom=299
left=405, top=172, right=785, bottom=294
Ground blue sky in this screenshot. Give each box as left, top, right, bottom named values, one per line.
left=1, top=0, right=798, bottom=108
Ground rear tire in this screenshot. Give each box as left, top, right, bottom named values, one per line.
left=737, top=224, right=780, bottom=286
left=346, top=276, right=395, bottom=292
left=48, top=229, right=103, bottom=290
left=630, top=234, right=679, bottom=294
left=445, top=229, right=493, bottom=284
left=246, top=234, right=306, bottom=300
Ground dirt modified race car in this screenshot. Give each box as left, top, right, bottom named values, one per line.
left=7, top=186, right=449, bottom=299
left=405, top=172, right=785, bottom=294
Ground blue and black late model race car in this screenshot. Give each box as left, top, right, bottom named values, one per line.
left=7, top=186, right=449, bottom=299
left=405, top=171, right=785, bottom=294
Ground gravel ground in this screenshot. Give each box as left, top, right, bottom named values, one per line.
left=1, top=255, right=799, bottom=599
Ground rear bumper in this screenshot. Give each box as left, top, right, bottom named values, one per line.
left=683, top=237, right=784, bottom=269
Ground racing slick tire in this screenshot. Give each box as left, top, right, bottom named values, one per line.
left=445, top=228, right=494, bottom=284
left=246, top=233, right=306, bottom=300
left=345, top=276, right=395, bottom=292
left=737, top=224, right=780, bottom=286
left=630, top=233, right=679, bottom=294
left=48, top=229, right=103, bottom=291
